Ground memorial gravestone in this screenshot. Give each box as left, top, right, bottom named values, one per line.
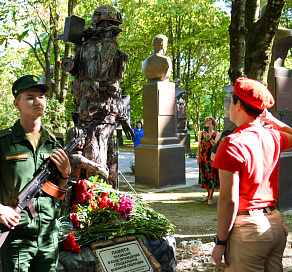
left=135, top=34, right=186, bottom=188
left=57, top=235, right=176, bottom=272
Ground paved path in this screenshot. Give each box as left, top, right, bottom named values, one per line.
left=117, top=151, right=199, bottom=193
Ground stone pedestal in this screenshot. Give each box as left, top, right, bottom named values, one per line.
left=135, top=82, right=185, bottom=188
left=176, top=133, right=190, bottom=153
left=277, top=151, right=292, bottom=211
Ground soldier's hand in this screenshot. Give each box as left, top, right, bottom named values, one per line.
left=0, top=205, right=20, bottom=229
left=50, top=149, right=71, bottom=179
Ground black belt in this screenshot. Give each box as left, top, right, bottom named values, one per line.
left=237, top=206, right=276, bottom=216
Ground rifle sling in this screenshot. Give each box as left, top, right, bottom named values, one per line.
left=41, top=181, right=67, bottom=200
left=26, top=200, right=38, bottom=218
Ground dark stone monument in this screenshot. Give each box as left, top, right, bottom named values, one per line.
left=57, top=7, right=177, bottom=272
left=135, top=34, right=185, bottom=188
left=267, top=26, right=292, bottom=211
left=174, top=78, right=190, bottom=153
left=267, top=27, right=292, bottom=126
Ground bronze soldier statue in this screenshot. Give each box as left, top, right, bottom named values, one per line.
left=62, top=5, right=134, bottom=188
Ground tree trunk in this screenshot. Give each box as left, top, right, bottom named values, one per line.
left=175, top=16, right=181, bottom=79
left=53, top=9, right=62, bottom=102
left=245, top=0, right=285, bottom=84
left=229, top=0, right=285, bottom=85
left=168, top=17, right=176, bottom=80
left=228, top=0, right=245, bottom=85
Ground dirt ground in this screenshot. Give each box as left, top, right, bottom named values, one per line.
left=137, top=185, right=292, bottom=271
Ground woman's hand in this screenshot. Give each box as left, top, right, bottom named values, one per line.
left=203, top=131, right=211, bottom=140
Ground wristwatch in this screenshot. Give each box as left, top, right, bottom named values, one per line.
left=214, top=235, right=227, bottom=246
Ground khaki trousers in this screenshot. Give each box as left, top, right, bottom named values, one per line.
left=225, top=209, right=287, bottom=272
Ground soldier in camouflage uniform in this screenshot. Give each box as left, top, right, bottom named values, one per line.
left=66, top=4, right=133, bottom=188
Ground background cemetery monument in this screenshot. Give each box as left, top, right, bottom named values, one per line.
left=174, top=78, right=190, bottom=153
left=267, top=24, right=292, bottom=211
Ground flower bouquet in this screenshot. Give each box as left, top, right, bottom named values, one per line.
left=59, top=176, right=175, bottom=252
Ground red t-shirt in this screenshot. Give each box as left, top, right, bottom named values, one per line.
left=213, top=121, right=288, bottom=211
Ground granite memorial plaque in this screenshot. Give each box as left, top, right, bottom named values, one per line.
left=95, top=240, right=153, bottom=272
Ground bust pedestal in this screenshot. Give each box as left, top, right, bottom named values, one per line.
left=135, top=82, right=185, bottom=188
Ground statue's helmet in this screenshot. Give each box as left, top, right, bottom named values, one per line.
left=91, top=5, right=122, bottom=28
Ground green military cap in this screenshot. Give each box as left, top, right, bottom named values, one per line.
left=12, top=75, right=50, bottom=98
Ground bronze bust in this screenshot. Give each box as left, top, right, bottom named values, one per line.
left=142, top=34, right=172, bottom=82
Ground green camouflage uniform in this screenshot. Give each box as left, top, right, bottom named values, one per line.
left=0, top=119, right=62, bottom=272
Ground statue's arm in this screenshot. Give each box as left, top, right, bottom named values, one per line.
left=69, top=154, right=109, bottom=179
left=116, top=99, right=134, bottom=140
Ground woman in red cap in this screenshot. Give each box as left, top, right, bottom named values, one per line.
left=211, top=78, right=292, bottom=271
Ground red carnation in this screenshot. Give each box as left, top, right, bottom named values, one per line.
left=64, top=233, right=81, bottom=253
left=90, top=199, right=97, bottom=210
left=70, top=212, right=80, bottom=228
left=97, top=192, right=114, bottom=209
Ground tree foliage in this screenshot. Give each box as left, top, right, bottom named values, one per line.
left=1, top=0, right=231, bottom=139
left=116, top=0, right=231, bottom=139
left=0, top=0, right=77, bottom=131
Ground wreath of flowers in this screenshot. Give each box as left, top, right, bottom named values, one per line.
left=59, top=176, right=175, bottom=253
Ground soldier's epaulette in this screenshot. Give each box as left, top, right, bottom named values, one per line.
left=0, top=128, right=13, bottom=138
left=48, top=130, right=64, bottom=146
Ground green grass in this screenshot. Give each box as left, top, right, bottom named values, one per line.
left=188, top=130, right=198, bottom=153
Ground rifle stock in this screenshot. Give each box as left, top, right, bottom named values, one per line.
left=0, top=121, right=94, bottom=247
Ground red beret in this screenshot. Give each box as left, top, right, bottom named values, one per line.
left=234, top=78, right=275, bottom=111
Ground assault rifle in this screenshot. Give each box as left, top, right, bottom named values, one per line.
left=0, top=121, right=101, bottom=247
left=57, top=15, right=121, bottom=45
